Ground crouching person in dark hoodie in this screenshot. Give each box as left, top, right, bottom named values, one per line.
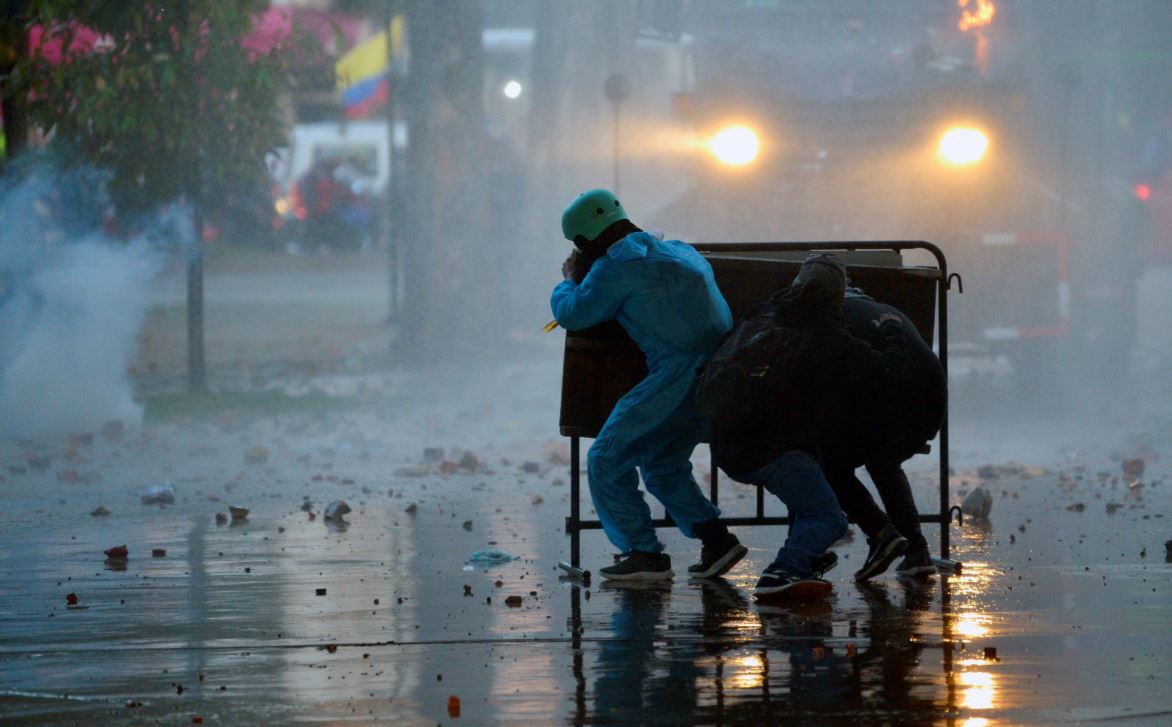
left=823, top=286, right=947, bottom=580
left=705, top=253, right=909, bottom=601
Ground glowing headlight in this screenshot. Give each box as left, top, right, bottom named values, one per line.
left=938, top=127, right=989, bottom=166
left=274, top=198, right=290, bottom=215
left=503, top=80, right=522, bottom=99
left=709, top=125, right=760, bottom=166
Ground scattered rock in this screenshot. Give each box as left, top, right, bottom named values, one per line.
left=961, top=487, right=993, bottom=521
left=531, top=495, right=544, bottom=505
left=104, top=545, right=129, bottom=560
left=324, top=500, right=351, bottom=521
left=462, top=520, right=473, bottom=531
left=300, top=499, right=314, bottom=512
left=229, top=506, right=250, bottom=522
left=1066, top=502, right=1086, bottom=513
left=447, top=695, right=461, bottom=718
left=91, top=506, right=110, bottom=517
left=1106, top=502, right=1124, bottom=514
left=520, top=461, right=541, bottom=474
left=405, top=503, right=418, bottom=516
left=141, top=483, right=176, bottom=505
left=215, top=513, right=228, bottom=526
left=315, top=588, right=327, bottom=596
left=505, top=595, right=523, bottom=607
left=152, top=549, right=167, bottom=558
left=66, top=593, right=78, bottom=606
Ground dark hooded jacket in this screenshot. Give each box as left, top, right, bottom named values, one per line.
left=833, top=289, right=946, bottom=465
left=709, top=279, right=910, bottom=483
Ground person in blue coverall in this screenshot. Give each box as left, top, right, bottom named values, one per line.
left=551, top=189, right=747, bottom=581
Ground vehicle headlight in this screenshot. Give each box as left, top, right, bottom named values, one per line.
left=937, top=127, right=989, bottom=166
left=274, top=198, right=290, bottom=216
left=708, top=125, right=760, bottom=166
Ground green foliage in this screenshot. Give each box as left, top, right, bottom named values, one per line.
left=11, top=0, right=292, bottom=216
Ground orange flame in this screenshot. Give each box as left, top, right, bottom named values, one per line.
left=958, top=0, right=996, bottom=31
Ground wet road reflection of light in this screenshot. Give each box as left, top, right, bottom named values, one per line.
left=953, top=613, right=991, bottom=639
left=725, top=653, right=765, bottom=691
left=958, top=664, right=997, bottom=711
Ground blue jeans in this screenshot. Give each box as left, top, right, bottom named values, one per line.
left=588, top=366, right=721, bottom=554
left=750, top=451, right=848, bottom=576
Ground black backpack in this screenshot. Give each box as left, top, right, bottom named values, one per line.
left=695, top=302, right=810, bottom=425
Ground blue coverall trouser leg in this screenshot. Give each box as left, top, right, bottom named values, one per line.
left=587, top=360, right=721, bottom=555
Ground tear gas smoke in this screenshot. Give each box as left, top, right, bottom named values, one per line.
left=0, top=159, right=173, bottom=439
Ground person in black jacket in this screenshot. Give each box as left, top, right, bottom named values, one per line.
left=825, top=288, right=947, bottom=580
left=708, top=253, right=908, bottom=601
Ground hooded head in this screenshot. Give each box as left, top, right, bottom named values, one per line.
left=792, top=252, right=848, bottom=303
left=772, top=252, right=848, bottom=325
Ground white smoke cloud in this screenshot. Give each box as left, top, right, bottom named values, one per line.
left=0, top=160, right=171, bottom=439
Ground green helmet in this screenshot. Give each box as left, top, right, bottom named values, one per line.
left=561, top=189, right=628, bottom=242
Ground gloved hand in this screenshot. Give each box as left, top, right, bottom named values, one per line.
left=562, top=250, right=592, bottom=283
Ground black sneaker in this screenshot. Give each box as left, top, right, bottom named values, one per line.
left=599, top=551, right=673, bottom=581
left=688, top=534, right=748, bottom=579
left=811, top=551, right=838, bottom=578
left=754, top=564, right=832, bottom=601
left=854, top=527, right=909, bottom=581
left=895, top=548, right=937, bottom=578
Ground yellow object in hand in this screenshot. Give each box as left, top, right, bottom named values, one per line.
left=543, top=320, right=559, bottom=333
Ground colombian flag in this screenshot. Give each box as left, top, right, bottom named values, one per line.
left=336, top=16, right=404, bottom=119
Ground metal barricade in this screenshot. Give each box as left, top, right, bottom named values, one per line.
left=557, top=241, right=963, bottom=580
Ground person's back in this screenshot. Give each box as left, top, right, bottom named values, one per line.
left=825, top=289, right=947, bottom=580
left=710, top=280, right=907, bottom=482
left=842, top=290, right=945, bottom=460
left=569, top=232, right=731, bottom=365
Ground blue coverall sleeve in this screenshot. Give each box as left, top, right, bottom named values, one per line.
left=550, top=266, right=625, bottom=332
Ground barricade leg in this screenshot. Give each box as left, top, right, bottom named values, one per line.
left=558, top=436, right=591, bottom=581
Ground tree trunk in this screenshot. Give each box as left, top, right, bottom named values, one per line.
left=1, top=24, right=29, bottom=160
left=399, top=0, right=487, bottom=362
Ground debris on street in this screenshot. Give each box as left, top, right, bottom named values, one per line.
left=962, top=486, right=994, bottom=521
left=141, top=482, right=176, bottom=505
left=104, top=545, right=128, bottom=560
left=324, top=500, right=351, bottom=521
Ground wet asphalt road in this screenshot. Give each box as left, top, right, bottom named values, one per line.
left=1, top=352, right=1170, bottom=726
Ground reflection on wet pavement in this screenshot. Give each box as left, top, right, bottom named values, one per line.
left=1, top=361, right=1170, bottom=724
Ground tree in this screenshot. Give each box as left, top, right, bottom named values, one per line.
left=397, top=0, right=492, bottom=360
left=0, top=0, right=32, bottom=160
left=8, top=0, right=292, bottom=390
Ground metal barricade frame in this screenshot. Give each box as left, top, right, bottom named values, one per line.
left=557, top=241, right=962, bottom=580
